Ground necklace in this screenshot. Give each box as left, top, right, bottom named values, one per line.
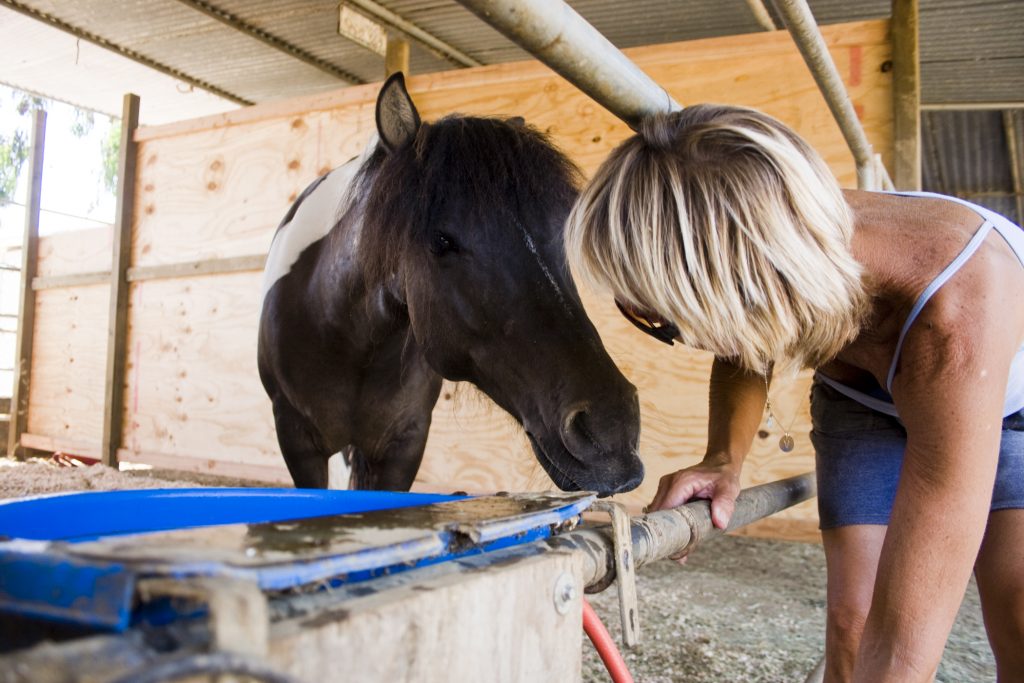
left=763, top=374, right=799, bottom=452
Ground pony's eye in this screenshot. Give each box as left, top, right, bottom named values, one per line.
left=430, top=232, right=458, bottom=256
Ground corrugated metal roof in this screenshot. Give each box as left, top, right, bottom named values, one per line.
left=920, top=0, right=1024, bottom=105
left=1, top=0, right=1021, bottom=216
left=922, top=109, right=1021, bottom=222
left=5, top=0, right=1022, bottom=106
left=0, top=4, right=235, bottom=123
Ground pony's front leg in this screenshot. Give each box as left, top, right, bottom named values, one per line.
left=271, top=396, right=330, bottom=488
left=349, top=373, right=443, bottom=491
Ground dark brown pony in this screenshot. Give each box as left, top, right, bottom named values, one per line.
left=258, top=74, right=642, bottom=495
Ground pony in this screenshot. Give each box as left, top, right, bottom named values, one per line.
left=258, top=73, right=643, bottom=496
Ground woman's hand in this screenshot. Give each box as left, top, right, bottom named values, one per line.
left=647, top=456, right=741, bottom=530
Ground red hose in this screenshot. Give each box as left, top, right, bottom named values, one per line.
left=582, top=598, right=635, bottom=683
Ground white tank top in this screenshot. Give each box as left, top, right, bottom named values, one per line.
left=818, top=191, right=1024, bottom=418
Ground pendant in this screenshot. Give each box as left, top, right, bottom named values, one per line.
left=779, top=433, right=795, bottom=452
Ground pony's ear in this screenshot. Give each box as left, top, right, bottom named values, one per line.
left=376, top=72, right=421, bottom=151
left=506, top=116, right=526, bottom=127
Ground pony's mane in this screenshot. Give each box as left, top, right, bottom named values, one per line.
left=354, top=115, right=582, bottom=287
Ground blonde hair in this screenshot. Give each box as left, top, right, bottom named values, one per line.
left=566, top=104, right=868, bottom=373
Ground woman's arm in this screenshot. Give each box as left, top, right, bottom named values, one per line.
left=854, top=276, right=1019, bottom=681
left=647, top=356, right=767, bottom=528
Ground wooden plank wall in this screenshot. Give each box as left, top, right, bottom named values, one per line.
left=25, top=21, right=893, bottom=540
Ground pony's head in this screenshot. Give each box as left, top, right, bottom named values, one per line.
left=358, top=73, right=643, bottom=495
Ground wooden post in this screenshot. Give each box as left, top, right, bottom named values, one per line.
left=101, top=94, right=140, bottom=468
left=384, top=35, right=410, bottom=77
left=7, top=109, right=46, bottom=460
left=1004, top=111, right=1024, bottom=227
left=891, top=0, right=921, bottom=190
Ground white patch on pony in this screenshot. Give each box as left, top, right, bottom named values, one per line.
left=259, top=136, right=379, bottom=310
left=327, top=450, right=351, bottom=490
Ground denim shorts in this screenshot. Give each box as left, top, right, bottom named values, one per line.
left=810, top=379, right=1024, bottom=529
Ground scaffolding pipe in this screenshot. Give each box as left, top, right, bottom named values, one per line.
left=772, top=0, right=892, bottom=190
left=455, top=0, right=680, bottom=130
left=552, top=472, right=817, bottom=589
left=744, top=0, right=778, bottom=32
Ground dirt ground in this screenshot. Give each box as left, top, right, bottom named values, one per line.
left=0, top=457, right=997, bottom=682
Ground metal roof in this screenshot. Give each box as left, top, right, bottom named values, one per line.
left=0, top=0, right=1022, bottom=220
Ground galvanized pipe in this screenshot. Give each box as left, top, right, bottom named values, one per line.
left=455, top=0, right=680, bottom=130
left=744, top=0, right=778, bottom=32
left=552, top=472, right=817, bottom=589
left=772, top=0, right=892, bottom=190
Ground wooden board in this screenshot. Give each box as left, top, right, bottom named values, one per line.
left=119, top=271, right=280, bottom=469
left=37, top=227, right=112, bottom=278
left=26, top=284, right=110, bottom=446
left=270, top=549, right=583, bottom=682
left=26, top=21, right=892, bottom=540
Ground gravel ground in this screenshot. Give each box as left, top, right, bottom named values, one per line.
left=582, top=536, right=995, bottom=682
left=0, top=457, right=998, bottom=681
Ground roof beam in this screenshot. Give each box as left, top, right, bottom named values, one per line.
left=345, top=0, right=483, bottom=69
left=0, top=0, right=252, bottom=106
left=922, top=102, right=1024, bottom=111
left=175, top=0, right=364, bottom=85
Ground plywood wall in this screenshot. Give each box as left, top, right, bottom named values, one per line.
left=25, top=21, right=893, bottom=540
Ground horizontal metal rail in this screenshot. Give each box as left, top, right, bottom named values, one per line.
left=553, top=472, right=817, bottom=589
left=455, top=0, right=680, bottom=129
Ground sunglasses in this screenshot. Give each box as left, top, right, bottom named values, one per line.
left=614, top=300, right=680, bottom=346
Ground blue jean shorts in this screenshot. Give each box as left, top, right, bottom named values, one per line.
left=810, top=379, right=1024, bottom=529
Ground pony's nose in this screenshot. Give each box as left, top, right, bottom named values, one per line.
left=559, top=402, right=644, bottom=493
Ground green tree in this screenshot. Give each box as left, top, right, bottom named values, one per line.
left=0, top=129, right=28, bottom=205
left=101, top=122, right=120, bottom=194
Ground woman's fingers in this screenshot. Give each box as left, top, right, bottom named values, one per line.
left=710, top=491, right=736, bottom=529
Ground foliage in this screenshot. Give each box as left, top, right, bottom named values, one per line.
left=101, top=122, right=121, bottom=194
left=0, top=129, right=28, bottom=205
left=70, top=109, right=95, bottom=138
left=0, top=91, right=46, bottom=206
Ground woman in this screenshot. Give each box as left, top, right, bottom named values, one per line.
left=566, top=104, right=1024, bottom=682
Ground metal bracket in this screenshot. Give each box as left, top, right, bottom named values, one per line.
left=590, top=500, right=639, bottom=647
left=137, top=576, right=269, bottom=657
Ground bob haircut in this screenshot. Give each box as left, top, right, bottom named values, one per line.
left=566, top=104, right=868, bottom=373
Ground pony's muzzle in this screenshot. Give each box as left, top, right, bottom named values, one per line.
left=559, top=403, right=644, bottom=495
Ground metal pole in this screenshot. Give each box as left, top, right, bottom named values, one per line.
left=772, top=0, right=892, bottom=190
left=744, top=0, right=778, bottom=32
left=553, top=472, right=817, bottom=589
left=455, top=0, right=680, bottom=130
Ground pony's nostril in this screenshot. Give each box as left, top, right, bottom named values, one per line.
left=561, top=405, right=599, bottom=458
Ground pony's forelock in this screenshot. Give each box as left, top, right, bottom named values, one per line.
left=356, top=116, right=581, bottom=288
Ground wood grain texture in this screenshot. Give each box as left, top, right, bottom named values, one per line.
left=269, top=550, right=583, bottom=682
left=104, top=93, right=140, bottom=467
left=26, top=284, right=109, bottom=446
left=28, top=22, right=892, bottom=539
left=36, top=226, right=112, bottom=278
left=119, top=271, right=281, bottom=468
